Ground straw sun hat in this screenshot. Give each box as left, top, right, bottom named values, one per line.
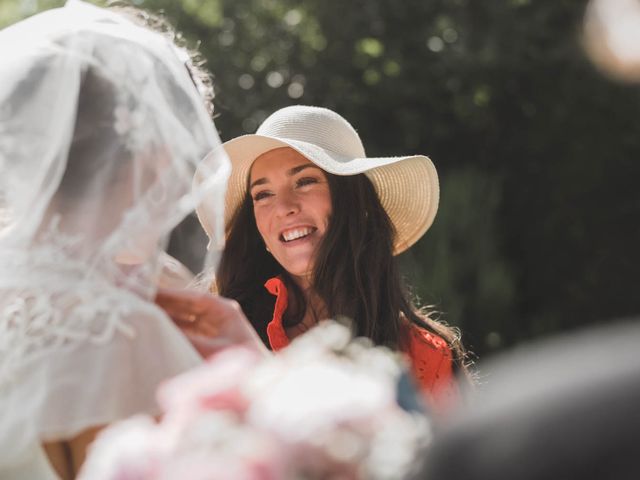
left=195, top=105, right=439, bottom=255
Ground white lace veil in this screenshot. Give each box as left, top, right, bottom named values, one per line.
left=0, top=0, right=229, bottom=470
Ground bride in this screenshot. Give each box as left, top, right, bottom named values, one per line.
left=0, top=1, right=232, bottom=478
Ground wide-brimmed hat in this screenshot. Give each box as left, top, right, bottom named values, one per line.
left=195, top=105, right=439, bottom=255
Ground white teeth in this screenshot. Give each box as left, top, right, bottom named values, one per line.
left=282, top=227, right=314, bottom=242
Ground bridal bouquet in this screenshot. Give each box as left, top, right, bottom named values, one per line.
left=79, top=322, right=431, bottom=479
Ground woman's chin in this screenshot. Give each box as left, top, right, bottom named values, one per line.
left=284, top=266, right=314, bottom=287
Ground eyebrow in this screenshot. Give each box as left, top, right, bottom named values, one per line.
left=249, top=163, right=321, bottom=190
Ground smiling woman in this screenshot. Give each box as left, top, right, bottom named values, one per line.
left=195, top=105, right=473, bottom=412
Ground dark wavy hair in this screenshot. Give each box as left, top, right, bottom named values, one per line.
left=217, top=170, right=470, bottom=376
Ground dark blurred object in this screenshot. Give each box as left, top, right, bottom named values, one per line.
left=168, top=213, right=208, bottom=274
left=423, top=319, right=640, bottom=480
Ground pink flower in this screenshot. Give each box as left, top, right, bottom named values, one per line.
left=157, top=346, right=260, bottom=416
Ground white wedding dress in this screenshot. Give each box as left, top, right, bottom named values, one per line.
left=0, top=1, right=229, bottom=477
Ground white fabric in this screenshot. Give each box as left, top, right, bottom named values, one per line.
left=0, top=0, right=229, bottom=475
left=0, top=444, right=59, bottom=480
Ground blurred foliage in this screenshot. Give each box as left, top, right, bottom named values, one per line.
left=4, top=0, right=640, bottom=357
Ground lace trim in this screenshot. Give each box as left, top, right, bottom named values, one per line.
left=0, top=284, right=147, bottom=386
left=0, top=218, right=161, bottom=386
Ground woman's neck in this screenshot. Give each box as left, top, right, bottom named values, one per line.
left=291, top=271, right=312, bottom=291
left=284, top=280, right=328, bottom=339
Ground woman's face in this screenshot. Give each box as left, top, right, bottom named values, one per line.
left=249, top=147, right=332, bottom=285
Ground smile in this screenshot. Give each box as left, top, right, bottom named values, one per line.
left=280, top=226, right=316, bottom=243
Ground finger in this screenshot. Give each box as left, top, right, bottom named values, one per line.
left=189, top=316, right=220, bottom=336
left=187, top=334, right=234, bottom=358
left=155, top=289, right=198, bottom=311
left=180, top=321, right=219, bottom=339
left=156, top=299, right=195, bottom=322
left=197, top=323, right=220, bottom=338
left=156, top=288, right=221, bottom=318
left=155, top=290, right=208, bottom=325
left=172, top=312, right=199, bottom=324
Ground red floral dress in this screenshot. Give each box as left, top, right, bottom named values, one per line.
left=263, top=277, right=459, bottom=413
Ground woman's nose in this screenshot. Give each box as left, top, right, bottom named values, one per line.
left=274, top=190, right=300, bottom=217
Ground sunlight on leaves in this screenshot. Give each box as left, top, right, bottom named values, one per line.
left=357, top=37, right=384, bottom=58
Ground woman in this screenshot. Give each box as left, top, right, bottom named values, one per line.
left=195, top=105, right=471, bottom=412
left=0, top=2, right=237, bottom=478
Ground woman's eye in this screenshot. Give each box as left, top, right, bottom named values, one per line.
left=253, top=191, right=272, bottom=201
left=296, top=177, right=319, bottom=187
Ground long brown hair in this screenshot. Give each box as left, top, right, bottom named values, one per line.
left=217, top=170, right=469, bottom=373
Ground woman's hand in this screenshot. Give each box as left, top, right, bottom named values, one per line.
left=155, top=288, right=269, bottom=358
